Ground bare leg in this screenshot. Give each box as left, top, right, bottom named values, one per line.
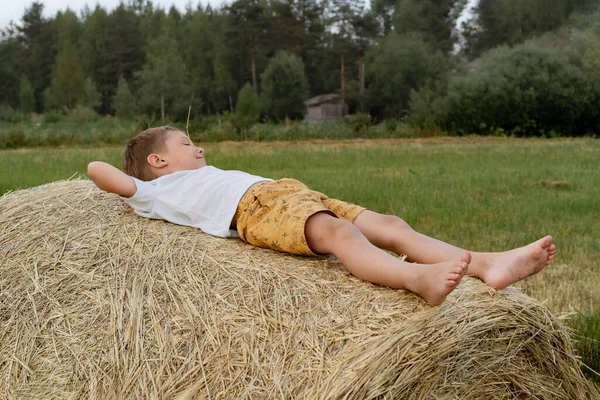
left=353, top=210, right=557, bottom=289
left=304, top=212, right=469, bottom=305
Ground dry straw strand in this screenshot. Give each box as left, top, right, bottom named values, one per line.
left=1, top=180, right=598, bottom=399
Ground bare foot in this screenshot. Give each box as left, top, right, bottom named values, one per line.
left=481, top=236, right=556, bottom=289
left=411, top=252, right=471, bottom=306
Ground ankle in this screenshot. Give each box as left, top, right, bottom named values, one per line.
left=469, top=253, right=493, bottom=278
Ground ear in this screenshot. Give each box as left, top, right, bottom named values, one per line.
left=147, top=153, right=168, bottom=169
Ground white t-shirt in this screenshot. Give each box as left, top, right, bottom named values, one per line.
left=122, top=166, right=272, bottom=237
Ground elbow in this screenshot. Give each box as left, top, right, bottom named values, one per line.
left=87, top=162, right=99, bottom=182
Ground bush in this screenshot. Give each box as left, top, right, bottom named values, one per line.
left=69, top=106, right=98, bottom=122
left=0, top=104, right=20, bottom=122
left=114, top=76, right=136, bottom=119
left=344, top=113, right=373, bottom=136
left=410, top=26, right=600, bottom=136
left=43, top=111, right=63, bottom=124
left=0, top=131, right=27, bottom=149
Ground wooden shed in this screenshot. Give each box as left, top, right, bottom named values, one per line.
left=304, top=94, right=348, bottom=122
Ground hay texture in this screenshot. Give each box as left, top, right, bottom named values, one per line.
left=0, top=180, right=597, bottom=399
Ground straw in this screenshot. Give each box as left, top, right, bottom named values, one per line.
left=1, top=180, right=598, bottom=399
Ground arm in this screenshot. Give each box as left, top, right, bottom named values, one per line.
left=87, top=161, right=137, bottom=198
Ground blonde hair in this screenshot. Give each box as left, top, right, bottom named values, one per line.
left=122, top=125, right=180, bottom=181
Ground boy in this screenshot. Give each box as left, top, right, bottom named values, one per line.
left=88, top=126, right=556, bottom=305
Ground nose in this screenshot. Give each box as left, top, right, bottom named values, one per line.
left=196, top=147, right=204, bottom=156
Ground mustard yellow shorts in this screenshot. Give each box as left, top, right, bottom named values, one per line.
left=234, top=179, right=366, bottom=256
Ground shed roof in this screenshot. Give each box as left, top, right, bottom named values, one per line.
left=304, top=94, right=341, bottom=107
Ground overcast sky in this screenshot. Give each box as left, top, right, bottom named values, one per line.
left=2, top=0, right=476, bottom=33
left=1, top=0, right=230, bottom=28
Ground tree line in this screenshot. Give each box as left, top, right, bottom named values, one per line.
left=1, top=0, right=599, bottom=135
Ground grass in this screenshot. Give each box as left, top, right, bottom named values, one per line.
left=1, top=137, right=599, bottom=379
left=0, top=115, right=430, bottom=149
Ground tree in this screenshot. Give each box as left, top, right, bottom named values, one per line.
left=104, top=4, right=145, bottom=113
left=43, top=87, right=56, bottom=111
left=19, top=75, right=35, bottom=113
left=236, top=82, right=259, bottom=119
left=393, top=0, right=462, bottom=54
left=114, top=75, right=136, bottom=119
left=50, top=45, right=85, bottom=110
left=461, top=0, right=594, bottom=57
left=371, top=0, right=398, bottom=35
left=235, top=82, right=260, bottom=137
left=260, top=51, right=309, bottom=120
left=326, top=0, right=378, bottom=107
left=136, top=30, right=189, bottom=120
left=227, top=0, right=271, bottom=97
left=0, top=36, right=21, bottom=109
left=54, top=9, right=81, bottom=49
left=17, top=2, right=56, bottom=112
left=79, top=6, right=112, bottom=113
left=83, top=78, right=101, bottom=110
left=180, top=8, right=223, bottom=114
left=366, top=33, right=451, bottom=118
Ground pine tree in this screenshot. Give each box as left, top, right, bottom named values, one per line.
left=227, top=0, right=271, bottom=97
left=236, top=82, right=259, bottom=119
left=19, top=75, right=35, bottom=114
left=114, top=75, right=136, bottom=119
left=393, top=0, right=461, bottom=54
left=180, top=8, right=220, bottom=114
left=54, top=9, right=81, bottom=49
left=50, top=45, right=85, bottom=110
left=83, top=78, right=101, bottom=110
left=0, top=37, right=22, bottom=109
left=17, top=2, right=56, bottom=112
left=79, top=6, right=111, bottom=113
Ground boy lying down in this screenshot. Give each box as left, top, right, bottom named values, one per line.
left=88, top=126, right=556, bottom=305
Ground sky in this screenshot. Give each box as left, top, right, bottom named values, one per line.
left=1, top=0, right=476, bottom=34
left=0, top=0, right=229, bottom=28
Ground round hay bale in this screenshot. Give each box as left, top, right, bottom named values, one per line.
left=0, top=180, right=597, bottom=399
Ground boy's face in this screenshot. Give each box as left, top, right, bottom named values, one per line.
left=158, top=130, right=206, bottom=172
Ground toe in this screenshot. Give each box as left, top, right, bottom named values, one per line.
left=449, top=273, right=461, bottom=281
left=539, top=235, right=553, bottom=248
left=460, top=252, right=472, bottom=264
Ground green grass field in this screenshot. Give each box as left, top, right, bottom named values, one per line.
left=1, top=137, right=599, bottom=379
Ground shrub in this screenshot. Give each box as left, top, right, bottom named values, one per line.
left=43, top=111, right=63, bottom=124
left=410, top=26, right=600, bottom=136
left=114, top=76, right=136, bottom=119
left=0, top=105, right=20, bottom=123
left=0, top=131, right=27, bottom=149
left=344, top=113, right=373, bottom=136
left=69, top=106, right=98, bottom=122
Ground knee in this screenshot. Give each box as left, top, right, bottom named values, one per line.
left=382, top=214, right=412, bottom=232
left=328, top=218, right=361, bottom=242
left=306, top=212, right=361, bottom=253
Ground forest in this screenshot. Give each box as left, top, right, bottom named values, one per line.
left=1, top=0, right=600, bottom=136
